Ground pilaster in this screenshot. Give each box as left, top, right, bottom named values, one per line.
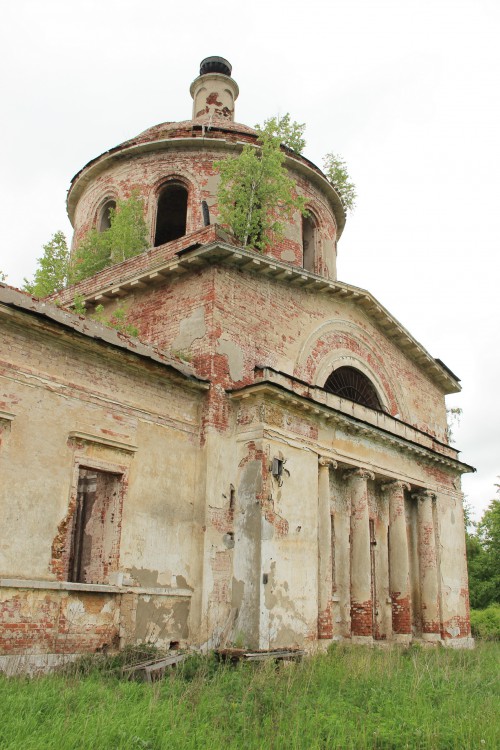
left=345, top=468, right=374, bottom=641
left=317, top=457, right=337, bottom=639
left=413, top=489, right=441, bottom=641
left=383, top=480, right=412, bottom=642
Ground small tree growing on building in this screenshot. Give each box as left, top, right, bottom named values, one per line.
left=261, top=113, right=306, bottom=154
left=322, top=153, right=357, bottom=212
left=71, top=191, right=149, bottom=283
left=23, top=231, right=70, bottom=297
left=215, top=115, right=308, bottom=251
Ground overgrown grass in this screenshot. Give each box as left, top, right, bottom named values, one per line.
left=1, top=643, right=498, bottom=749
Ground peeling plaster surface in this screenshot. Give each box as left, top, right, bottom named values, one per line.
left=216, top=337, right=245, bottom=382
left=173, top=306, right=206, bottom=351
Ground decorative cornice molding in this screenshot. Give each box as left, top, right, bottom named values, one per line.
left=68, top=430, right=138, bottom=454
left=56, top=239, right=460, bottom=394
left=229, top=380, right=473, bottom=475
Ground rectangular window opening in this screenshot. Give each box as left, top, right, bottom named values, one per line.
left=69, top=467, right=123, bottom=584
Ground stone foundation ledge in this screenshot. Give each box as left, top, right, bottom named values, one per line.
left=0, top=578, right=192, bottom=598
left=305, top=636, right=475, bottom=651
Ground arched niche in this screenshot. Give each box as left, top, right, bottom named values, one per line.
left=302, top=212, right=318, bottom=273
left=323, top=366, right=383, bottom=411
left=154, top=182, right=188, bottom=246
left=98, top=199, right=116, bottom=233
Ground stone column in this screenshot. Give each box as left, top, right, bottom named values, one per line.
left=345, top=468, right=375, bottom=641
left=413, top=489, right=441, bottom=641
left=317, top=457, right=337, bottom=639
left=383, top=480, right=412, bottom=641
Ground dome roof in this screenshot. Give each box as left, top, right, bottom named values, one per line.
left=67, top=117, right=344, bottom=224
left=67, top=58, right=346, bottom=233
left=119, top=118, right=258, bottom=149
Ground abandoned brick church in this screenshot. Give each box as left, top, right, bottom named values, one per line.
left=0, top=58, right=474, bottom=670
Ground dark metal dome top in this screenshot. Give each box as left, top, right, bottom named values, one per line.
left=199, top=56, right=232, bottom=77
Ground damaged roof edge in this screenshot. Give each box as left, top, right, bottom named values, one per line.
left=0, top=283, right=209, bottom=388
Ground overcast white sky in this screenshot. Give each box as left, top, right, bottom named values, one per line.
left=1, top=0, right=498, bottom=519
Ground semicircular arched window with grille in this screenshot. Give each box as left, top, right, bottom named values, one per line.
left=323, top=366, right=382, bottom=411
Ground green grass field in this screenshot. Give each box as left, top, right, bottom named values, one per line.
left=1, top=643, right=498, bottom=749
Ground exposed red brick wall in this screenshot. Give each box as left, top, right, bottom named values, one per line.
left=351, top=600, right=373, bottom=637
left=318, top=606, right=333, bottom=639
left=0, top=591, right=119, bottom=655
left=391, top=594, right=412, bottom=635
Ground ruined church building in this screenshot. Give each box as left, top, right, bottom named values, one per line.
left=0, top=58, right=474, bottom=670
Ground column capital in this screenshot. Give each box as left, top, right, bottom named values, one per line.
left=411, top=489, right=436, bottom=502
left=344, top=467, right=375, bottom=482
left=381, top=480, right=411, bottom=494
left=318, top=456, right=337, bottom=469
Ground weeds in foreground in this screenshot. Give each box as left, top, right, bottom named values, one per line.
left=0, top=643, right=498, bottom=749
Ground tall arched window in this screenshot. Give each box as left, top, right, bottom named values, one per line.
left=154, top=183, right=188, bottom=246
left=324, top=366, right=382, bottom=410
left=302, top=214, right=316, bottom=272
left=98, top=199, right=116, bottom=232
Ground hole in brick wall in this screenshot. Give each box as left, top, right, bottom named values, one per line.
left=154, top=183, right=188, bottom=245
left=68, top=467, right=123, bottom=584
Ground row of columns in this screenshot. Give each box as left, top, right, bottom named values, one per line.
left=317, top=457, right=440, bottom=641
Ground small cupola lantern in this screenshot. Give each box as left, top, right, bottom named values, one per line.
left=190, top=56, right=239, bottom=122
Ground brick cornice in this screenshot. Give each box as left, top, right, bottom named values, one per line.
left=50, top=238, right=460, bottom=395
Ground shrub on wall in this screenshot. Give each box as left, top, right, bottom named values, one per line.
left=71, top=191, right=149, bottom=283
left=470, top=605, right=500, bottom=640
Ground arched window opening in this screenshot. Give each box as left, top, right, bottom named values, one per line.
left=302, top=215, right=316, bottom=272
left=201, top=200, right=210, bottom=226
left=98, top=200, right=116, bottom=233
left=154, top=183, right=188, bottom=246
left=324, top=366, right=382, bottom=411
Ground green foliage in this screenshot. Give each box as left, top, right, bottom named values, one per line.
left=470, top=605, right=500, bottom=640
left=259, top=113, right=306, bottom=154
left=1, top=645, right=499, bottom=748
left=171, top=349, right=193, bottom=363
left=0, top=270, right=6, bottom=282
left=72, top=294, right=87, bottom=315
left=93, top=304, right=139, bottom=337
left=23, top=231, right=69, bottom=297
left=71, top=192, right=148, bottom=284
left=466, top=482, right=500, bottom=609
left=322, top=152, right=357, bottom=212
left=215, top=118, right=307, bottom=251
